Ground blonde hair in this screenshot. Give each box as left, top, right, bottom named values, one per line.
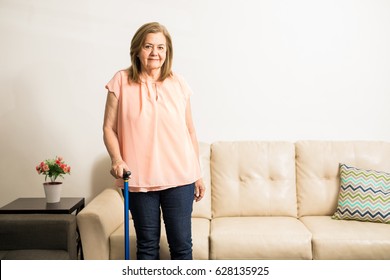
left=127, top=22, right=173, bottom=83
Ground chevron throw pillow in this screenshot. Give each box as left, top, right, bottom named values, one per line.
left=332, top=164, right=390, bottom=224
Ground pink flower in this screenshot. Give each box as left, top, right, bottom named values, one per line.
left=42, top=164, right=49, bottom=172
left=36, top=156, right=71, bottom=182
left=62, top=164, right=71, bottom=173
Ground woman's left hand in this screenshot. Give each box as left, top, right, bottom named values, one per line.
left=194, top=178, right=206, bottom=202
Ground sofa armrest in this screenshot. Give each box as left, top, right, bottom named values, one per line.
left=0, top=214, right=77, bottom=259
left=77, top=187, right=124, bottom=259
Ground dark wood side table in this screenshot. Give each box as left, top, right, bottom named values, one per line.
left=0, top=197, right=85, bottom=259
left=0, top=197, right=85, bottom=215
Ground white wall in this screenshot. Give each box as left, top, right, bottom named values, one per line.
left=1, top=0, right=390, bottom=207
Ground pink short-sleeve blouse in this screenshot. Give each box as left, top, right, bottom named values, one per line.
left=105, top=70, right=201, bottom=192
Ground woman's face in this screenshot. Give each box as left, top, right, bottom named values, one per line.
left=138, top=32, right=167, bottom=74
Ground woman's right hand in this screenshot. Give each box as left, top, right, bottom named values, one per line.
left=110, top=159, right=130, bottom=179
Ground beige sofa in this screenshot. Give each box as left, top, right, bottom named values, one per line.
left=77, top=141, right=390, bottom=260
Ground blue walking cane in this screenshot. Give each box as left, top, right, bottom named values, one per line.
left=123, top=170, right=132, bottom=260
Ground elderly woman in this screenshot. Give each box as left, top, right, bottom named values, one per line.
left=103, top=22, right=205, bottom=260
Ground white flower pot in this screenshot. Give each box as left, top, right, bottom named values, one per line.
left=43, top=182, right=63, bottom=203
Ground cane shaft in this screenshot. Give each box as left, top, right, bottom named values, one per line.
left=123, top=170, right=131, bottom=260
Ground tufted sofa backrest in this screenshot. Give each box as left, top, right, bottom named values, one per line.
left=295, top=141, right=390, bottom=217
left=211, top=141, right=297, bottom=218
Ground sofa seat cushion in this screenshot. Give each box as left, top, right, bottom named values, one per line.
left=110, top=218, right=210, bottom=260
left=0, top=249, right=71, bottom=260
left=300, top=216, right=390, bottom=259
left=210, top=217, right=312, bottom=260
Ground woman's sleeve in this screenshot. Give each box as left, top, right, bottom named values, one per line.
left=176, top=73, right=193, bottom=100
left=105, top=71, right=123, bottom=99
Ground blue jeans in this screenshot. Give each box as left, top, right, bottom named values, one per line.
left=124, top=183, right=195, bottom=260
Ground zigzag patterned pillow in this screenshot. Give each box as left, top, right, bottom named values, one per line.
left=332, top=164, right=390, bottom=224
